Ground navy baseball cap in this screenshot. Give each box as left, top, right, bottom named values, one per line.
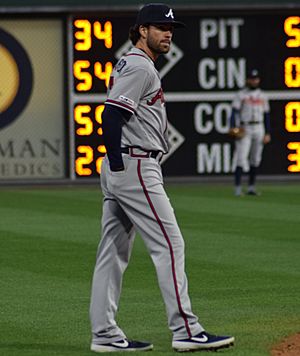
left=135, top=3, right=186, bottom=28
left=247, top=69, right=260, bottom=79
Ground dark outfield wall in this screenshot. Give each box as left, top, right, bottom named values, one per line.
left=0, top=0, right=299, bottom=10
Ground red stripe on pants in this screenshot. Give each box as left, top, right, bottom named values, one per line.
left=137, top=159, right=192, bottom=337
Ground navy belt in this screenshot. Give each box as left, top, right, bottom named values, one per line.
left=121, top=147, right=162, bottom=159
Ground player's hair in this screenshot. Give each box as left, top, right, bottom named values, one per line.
left=129, top=24, right=150, bottom=45
left=129, top=24, right=141, bottom=45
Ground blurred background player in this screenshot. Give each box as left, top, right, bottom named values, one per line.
left=229, top=69, right=271, bottom=196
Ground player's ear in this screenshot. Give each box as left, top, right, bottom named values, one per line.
left=139, top=25, right=148, bottom=39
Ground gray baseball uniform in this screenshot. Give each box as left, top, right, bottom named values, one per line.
left=232, top=87, right=270, bottom=168
left=90, top=47, right=203, bottom=344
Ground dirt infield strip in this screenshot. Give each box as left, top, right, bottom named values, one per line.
left=271, top=333, right=300, bottom=355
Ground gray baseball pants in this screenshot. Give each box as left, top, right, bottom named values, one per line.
left=235, top=124, right=265, bottom=168
left=90, top=152, right=203, bottom=344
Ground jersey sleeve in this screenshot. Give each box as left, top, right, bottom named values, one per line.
left=105, top=66, right=150, bottom=115
left=232, top=92, right=242, bottom=110
left=262, top=93, right=270, bottom=113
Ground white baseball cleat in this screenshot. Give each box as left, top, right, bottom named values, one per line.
left=172, top=331, right=234, bottom=352
left=91, top=338, right=153, bottom=352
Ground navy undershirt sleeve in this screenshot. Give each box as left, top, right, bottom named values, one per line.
left=102, top=105, right=132, bottom=171
left=230, top=108, right=238, bottom=127
left=264, top=112, right=271, bottom=134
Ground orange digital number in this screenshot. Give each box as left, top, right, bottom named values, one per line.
left=284, top=16, right=300, bottom=48
left=95, top=105, right=105, bottom=135
left=74, top=19, right=92, bottom=51
left=94, top=21, right=113, bottom=48
left=74, top=61, right=112, bottom=90
left=285, top=102, right=300, bottom=132
left=76, top=146, right=93, bottom=175
left=94, top=62, right=113, bottom=88
left=287, top=142, right=300, bottom=172
left=74, top=105, right=93, bottom=135
left=284, top=57, right=300, bottom=87
left=74, top=60, right=92, bottom=91
left=96, top=145, right=107, bottom=173
left=74, top=19, right=113, bottom=51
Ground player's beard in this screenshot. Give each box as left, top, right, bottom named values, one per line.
left=248, top=83, right=259, bottom=90
left=247, top=78, right=260, bottom=90
left=147, top=36, right=171, bottom=55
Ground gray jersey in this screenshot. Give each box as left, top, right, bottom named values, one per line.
left=232, top=88, right=270, bottom=124
left=105, top=47, right=169, bottom=153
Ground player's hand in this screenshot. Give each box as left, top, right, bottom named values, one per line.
left=263, top=134, right=271, bottom=144
left=110, top=165, right=125, bottom=172
left=108, top=155, right=125, bottom=172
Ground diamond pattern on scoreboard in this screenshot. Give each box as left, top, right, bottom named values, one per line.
left=115, top=40, right=132, bottom=60
left=161, top=123, right=185, bottom=164
left=115, top=40, right=183, bottom=79
left=159, top=42, right=183, bottom=78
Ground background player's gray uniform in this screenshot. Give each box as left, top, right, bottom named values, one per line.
left=232, top=87, right=270, bottom=168
left=90, top=47, right=203, bottom=344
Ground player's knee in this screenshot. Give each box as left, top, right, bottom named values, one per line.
left=236, top=158, right=246, bottom=168
left=250, top=160, right=261, bottom=167
left=170, top=234, right=185, bottom=252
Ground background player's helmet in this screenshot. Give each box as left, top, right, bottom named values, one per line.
left=246, top=69, right=261, bottom=88
left=135, top=3, right=186, bottom=28
left=247, top=69, right=260, bottom=79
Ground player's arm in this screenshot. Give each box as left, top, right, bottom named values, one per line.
left=264, top=112, right=270, bottom=134
left=102, top=105, right=132, bottom=171
left=228, top=96, right=245, bottom=138
left=228, top=108, right=245, bottom=139
left=263, top=111, right=271, bottom=144
left=263, top=94, right=271, bottom=144
left=229, top=92, right=242, bottom=128
left=229, top=108, right=238, bottom=128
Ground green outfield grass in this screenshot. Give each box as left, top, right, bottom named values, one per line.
left=0, top=183, right=299, bottom=355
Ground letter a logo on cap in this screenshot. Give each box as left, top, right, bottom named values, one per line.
left=165, top=9, right=174, bottom=19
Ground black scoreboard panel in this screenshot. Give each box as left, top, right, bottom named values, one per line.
left=69, top=10, right=300, bottom=179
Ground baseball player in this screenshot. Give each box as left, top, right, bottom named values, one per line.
left=89, top=3, right=234, bottom=353
left=230, top=69, right=271, bottom=196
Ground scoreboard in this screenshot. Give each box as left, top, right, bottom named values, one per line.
left=0, top=7, right=300, bottom=181
left=69, top=9, right=300, bottom=179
